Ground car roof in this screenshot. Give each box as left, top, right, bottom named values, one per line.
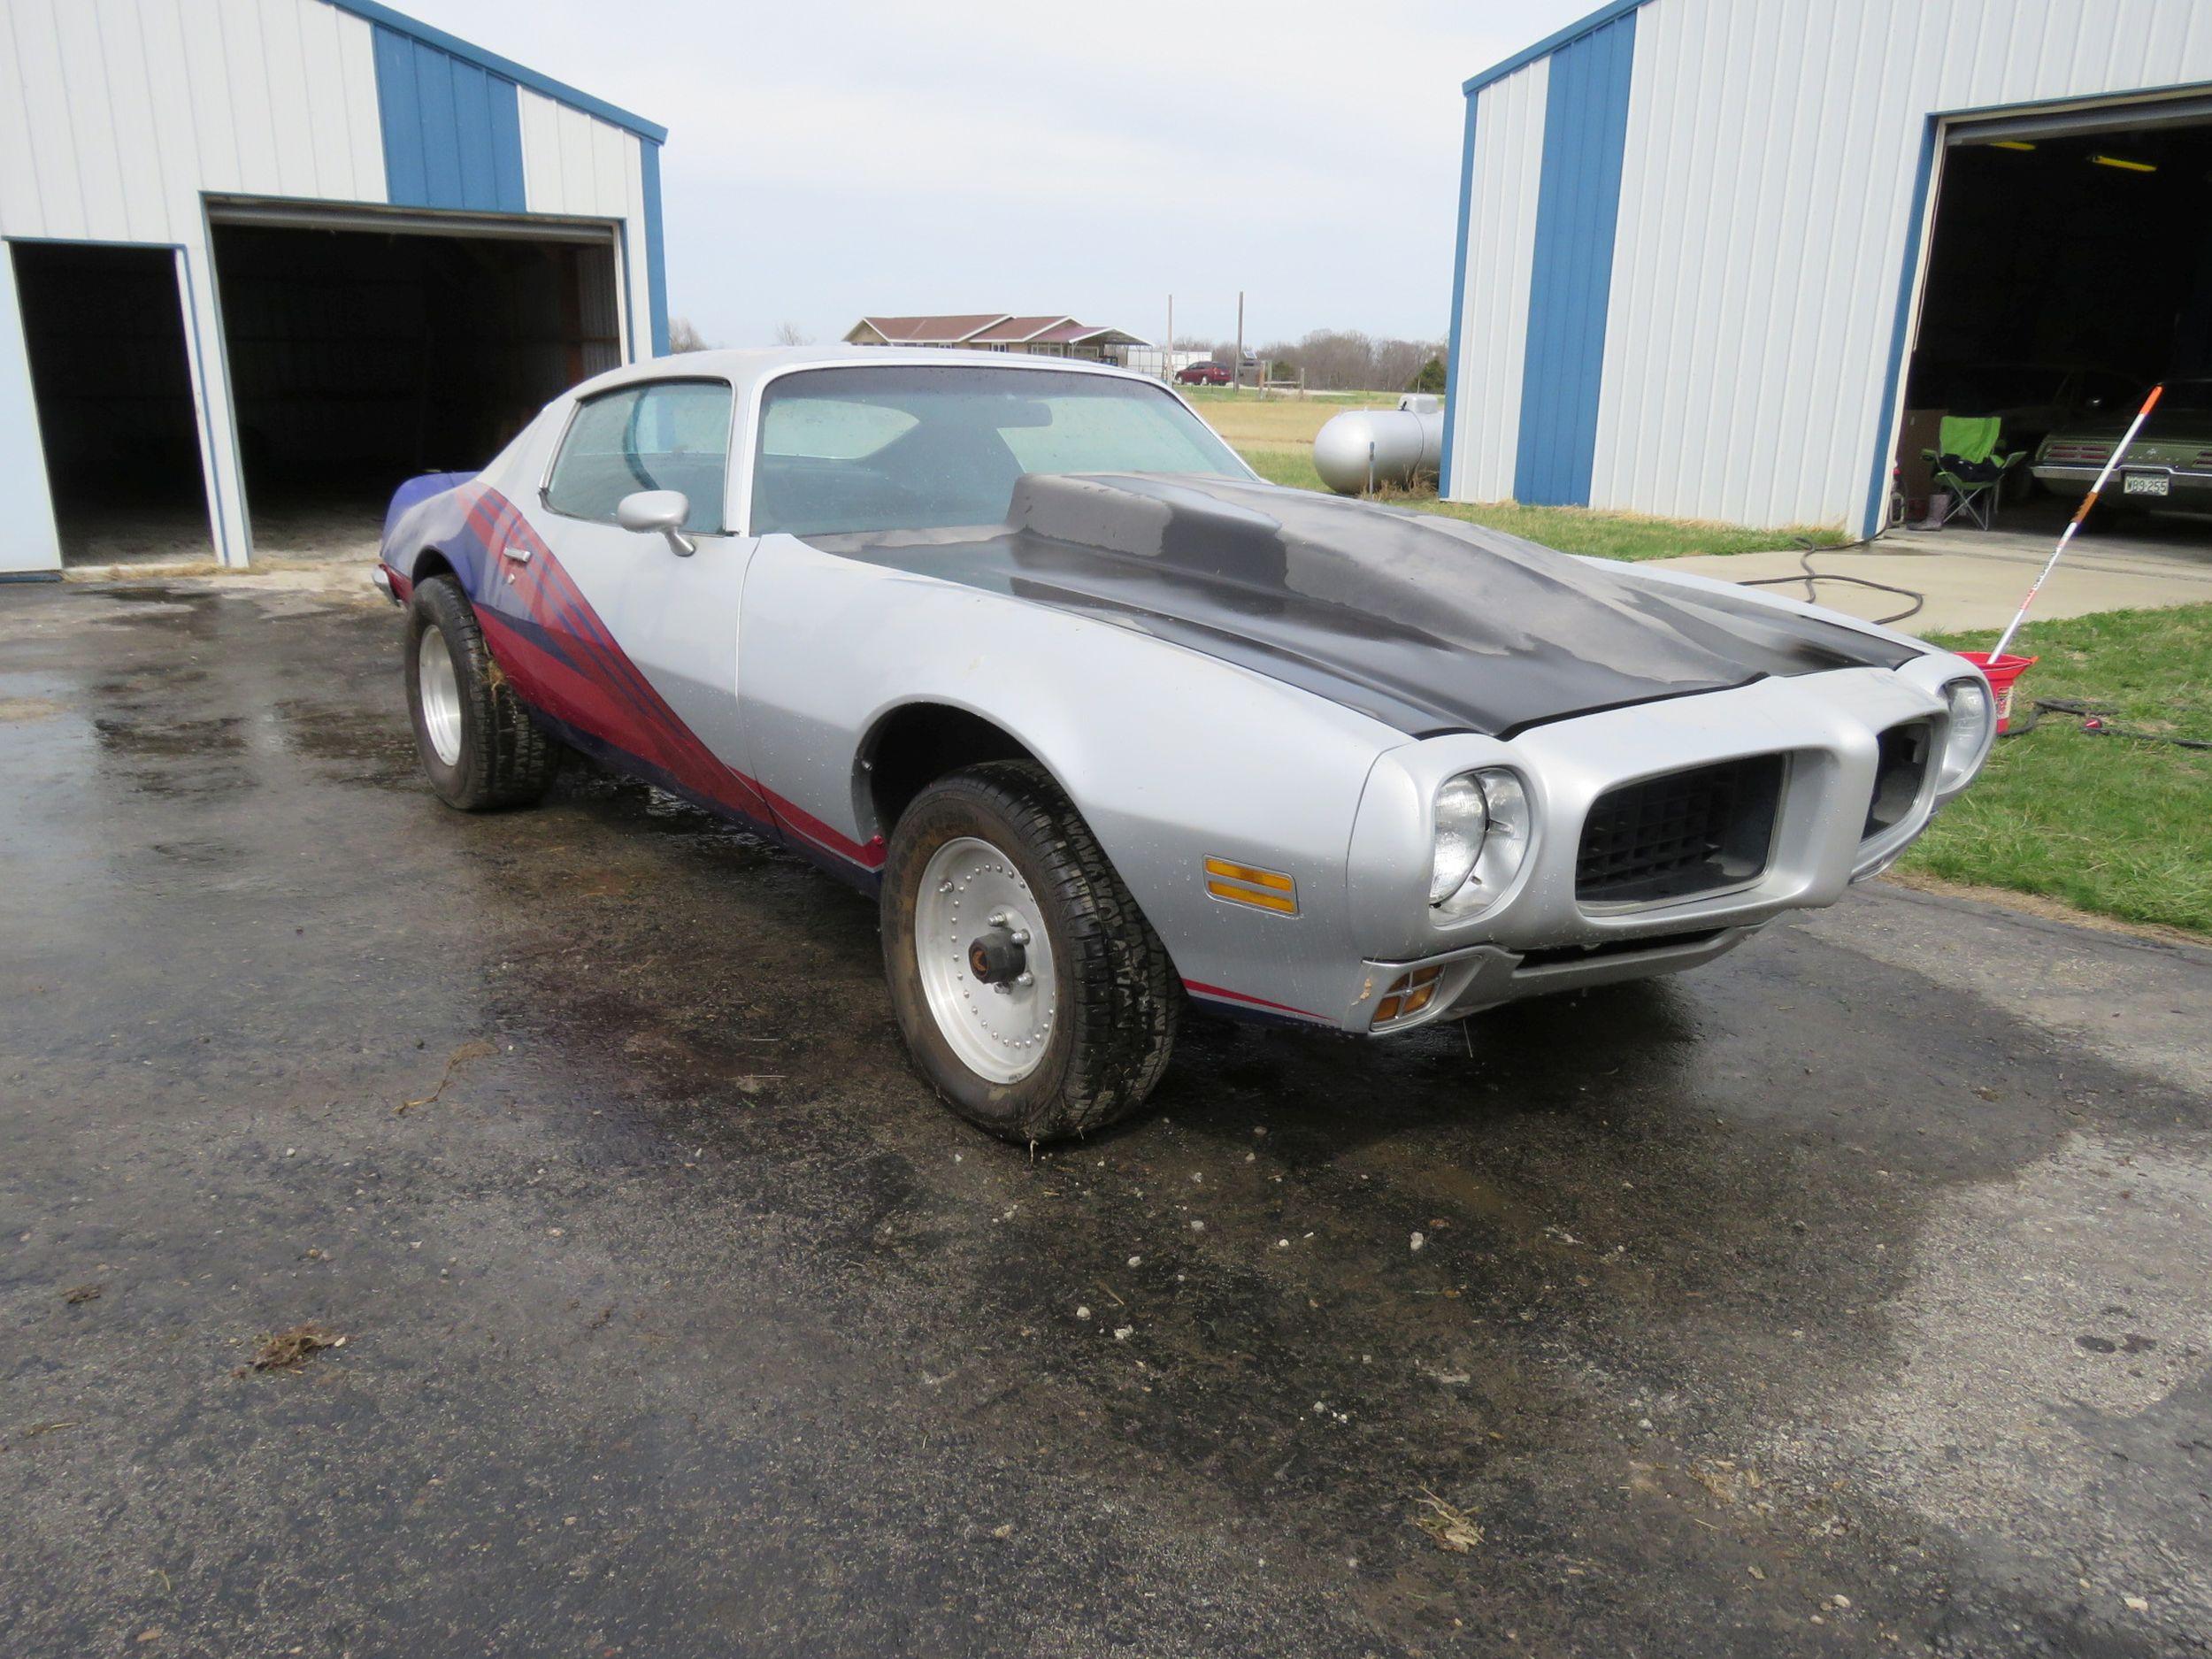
left=565, top=344, right=1156, bottom=406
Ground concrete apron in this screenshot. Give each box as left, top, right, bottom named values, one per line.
left=1659, top=522, right=2212, bottom=633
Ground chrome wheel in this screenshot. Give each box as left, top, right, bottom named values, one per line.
left=417, top=624, right=463, bottom=766
left=914, top=835, right=1057, bottom=1085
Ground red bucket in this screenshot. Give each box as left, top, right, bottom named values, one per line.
left=1957, top=650, right=2038, bottom=733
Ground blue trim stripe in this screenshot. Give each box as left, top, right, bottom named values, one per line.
left=326, top=0, right=665, bottom=142
left=641, top=140, right=670, bottom=357
left=1463, top=0, right=1653, bottom=96
left=1863, top=118, right=1940, bottom=541
left=372, top=26, right=527, bottom=213
left=1512, top=10, right=1637, bottom=508
left=1439, top=93, right=1478, bottom=497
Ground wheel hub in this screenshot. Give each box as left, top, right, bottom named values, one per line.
left=966, top=930, right=1026, bottom=986
left=914, top=836, right=1056, bottom=1085
left=418, top=626, right=463, bottom=767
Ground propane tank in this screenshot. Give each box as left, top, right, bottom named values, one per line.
left=1312, top=407, right=1444, bottom=495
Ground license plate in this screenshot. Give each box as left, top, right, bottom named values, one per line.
left=2123, top=472, right=2170, bottom=496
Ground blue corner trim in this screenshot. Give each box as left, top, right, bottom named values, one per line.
left=326, top=0, right=665, bottom=142
left=641, top=140, right=669, bottom=357
left=1463, top=0, right=1653, bottom=96
left=372, top=25, right=528, bottom=213
left=1512, top=10, right=1636, bottom=508
left=1863, top=117, right=1940, bottom=541
left=1439, top=92, right=1478, bottom=498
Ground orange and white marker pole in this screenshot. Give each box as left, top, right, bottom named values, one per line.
left=1987, top=382, right=2164, bottom=661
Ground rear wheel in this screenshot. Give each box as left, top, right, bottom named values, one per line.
left=404, top=573, right=563, bottom=810
left=880, top=762, right=1178, bottom=1142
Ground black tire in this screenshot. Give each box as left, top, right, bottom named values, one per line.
left=404, top=573, right=563, bottom=810
left=880, top=761, right=1179, bottom=1143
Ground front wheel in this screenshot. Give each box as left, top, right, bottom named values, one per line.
left=880, top=762, right=1179, bottom=1142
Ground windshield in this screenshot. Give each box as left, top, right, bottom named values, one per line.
left=751, top=365, right=1248, bottom=536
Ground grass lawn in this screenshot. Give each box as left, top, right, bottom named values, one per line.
left=1900, top=605, right=2212, bottom=937
left=1193, top=392, right=1843, bottom=561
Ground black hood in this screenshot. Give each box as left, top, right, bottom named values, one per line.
left=805, top=473, right=1917, bottom=738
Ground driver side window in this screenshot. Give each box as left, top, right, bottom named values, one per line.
left=545, top=380, right=733, bottom=534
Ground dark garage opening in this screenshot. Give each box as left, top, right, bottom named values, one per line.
left=1900, top=105, right=2212, bottom=533
left=210, top=220, right=620, bottom=554
left=11, top=242, right=213, bottom=566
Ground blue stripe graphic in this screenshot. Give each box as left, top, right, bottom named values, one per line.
left=1439, top=93, right=1478, bottom=498
left=641, top=140, right=670, bottom=357
left=1863, top=118, right=1940, bottom=540
left=372, top=25, right=526, bottom=213
left=1512, top=10, right=1637, bottom=508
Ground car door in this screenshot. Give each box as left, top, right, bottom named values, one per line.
left=526, top=376, right=774, bottom=827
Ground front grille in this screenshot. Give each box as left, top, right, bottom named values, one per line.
left=1863, top=720, right=1931, bottom=838
left=1576, top=755, right=1785, bottom=906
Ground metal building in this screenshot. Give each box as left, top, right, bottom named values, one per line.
left=1443, top=0, right=2212, bottom=537
left=0, top=0, right=667, bottom=576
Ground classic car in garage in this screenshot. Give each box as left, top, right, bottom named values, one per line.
left=2033, top=375, right=2212, bottom=512
left=375, top=348, right=1995, bottom=1142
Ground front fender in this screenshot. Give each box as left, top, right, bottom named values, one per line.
left=739, top=535, right=1404, bottom=1025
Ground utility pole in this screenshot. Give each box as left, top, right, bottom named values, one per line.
left=1235, top=291, right=1245, bottom=390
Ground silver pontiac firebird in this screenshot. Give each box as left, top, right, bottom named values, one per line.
left=374, top=348, right=1994, bottom=1142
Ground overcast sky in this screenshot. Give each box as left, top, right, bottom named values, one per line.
left=406, top=0, right=1593, bottom=350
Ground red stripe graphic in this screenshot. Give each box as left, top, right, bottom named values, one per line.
left=1182, top=979, right=1331, bottom=1024
left=456, top=486, right=799, bottom=843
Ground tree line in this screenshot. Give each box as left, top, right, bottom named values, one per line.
left=1187, top=329, right=1448, bottom=394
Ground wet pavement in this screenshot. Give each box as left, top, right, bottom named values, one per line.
left=3, top=575, right=2208, bottom=1658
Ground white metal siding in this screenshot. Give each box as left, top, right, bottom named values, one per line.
left=1448, top=58, right=1548, bottom=503
left=0, top=0, right=386, bottom=243
left=518, top=88, right=653, bottom=357
left=0, top=0, right=663, bottom=566
left=1455, top=0, right=2212, bottom=531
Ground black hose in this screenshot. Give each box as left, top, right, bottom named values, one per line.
left=1736, top=537, right=1926, bottom=627
left=2007, top=697, right=2212, bottom=749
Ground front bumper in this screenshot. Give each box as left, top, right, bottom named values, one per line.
left=1356, top=923, right=1762, bottom=1032
left=1317, top=654, right=1985, bottom=1035
left=2032, top=462, right=2212, bottom=503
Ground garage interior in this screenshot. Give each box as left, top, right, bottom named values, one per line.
left=11, top=242, right=214, bottom=566
left=1901, top=97, right=2212, bottom=535
left=211, top=217, right=622, bottom=556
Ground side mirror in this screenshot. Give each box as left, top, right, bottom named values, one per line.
left=617, top=489, right=696, bottom=557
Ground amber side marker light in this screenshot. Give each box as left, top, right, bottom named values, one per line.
left=2089, top=153, right=2156, bottom=173
left=1374, top=964, right=1444, bottom=1025
left=1203, top=856, right=1298, bottom=915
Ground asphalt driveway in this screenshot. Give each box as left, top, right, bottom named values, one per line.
left=3, top=574, right=2208, bottom=1657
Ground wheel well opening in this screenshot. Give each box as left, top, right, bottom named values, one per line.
left=865, top=705, right=1039, bottom=834
left=411, top=550, right=457, bottom=588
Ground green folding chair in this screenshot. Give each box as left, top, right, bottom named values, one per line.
left=1921, top=416, right=2025, bottom=531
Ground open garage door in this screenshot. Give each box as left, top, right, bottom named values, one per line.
left=208, top=206, right=622, bottom=557
left=10, top=242, right=213, bottom=570
left=1898, top=95, right=2212, bottom=539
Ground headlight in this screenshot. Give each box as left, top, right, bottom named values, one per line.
left=1938, top=677, right=1993, bottom=793
left=1430, top=768, right=1532, bottom=917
